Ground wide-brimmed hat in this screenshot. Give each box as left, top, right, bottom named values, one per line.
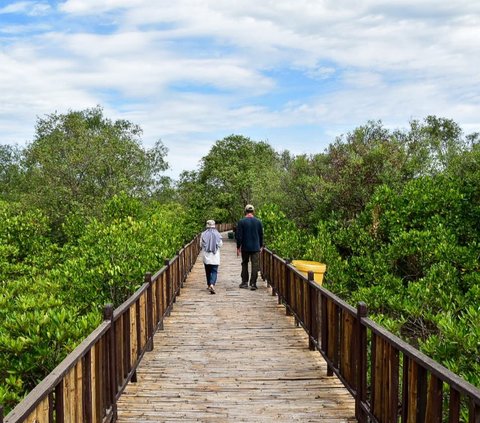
left=206, top=219, right=216, bottom=228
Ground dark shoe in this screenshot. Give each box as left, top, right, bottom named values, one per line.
left=250, top=284, right=257, bottom=291
left=239, top=283, right=249, bottom=289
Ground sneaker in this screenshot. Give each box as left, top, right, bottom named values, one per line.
left=239, top=283, right=249, bottom=289
left=209, top=285, right=216, bottom=294
left=250, top=284, right=257, bottom=291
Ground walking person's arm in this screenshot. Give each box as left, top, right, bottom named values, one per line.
left=258, top=221, right=264, bottom=251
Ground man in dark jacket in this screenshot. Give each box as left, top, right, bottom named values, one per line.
left=236, top=204, right=264, bottom=290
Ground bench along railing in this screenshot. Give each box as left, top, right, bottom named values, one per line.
left=261, top=248, right=480, bottom=423
left=1, top=230, right=211, bottom=423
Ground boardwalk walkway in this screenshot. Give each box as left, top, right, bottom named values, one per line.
left=116, top=234, right=356, bottom=422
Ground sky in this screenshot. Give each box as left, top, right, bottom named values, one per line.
left=1, top=1, right=479, bottom=178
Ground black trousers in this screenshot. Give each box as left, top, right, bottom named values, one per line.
left=241, top=251, right=259, bottom=285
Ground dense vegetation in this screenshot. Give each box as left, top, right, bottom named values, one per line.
left=179, top=119, right=479, bottom=390
left=0, top=108, right=199, bottom=412
left=1, top=108, right=479, bottom=413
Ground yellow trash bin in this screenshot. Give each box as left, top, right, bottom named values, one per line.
left=291, top=260, right=326, bottom=285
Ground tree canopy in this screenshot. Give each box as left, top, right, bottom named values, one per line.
left=15, top=107, right=169, bottom=240
left=177, top=134, right=284, bottom=224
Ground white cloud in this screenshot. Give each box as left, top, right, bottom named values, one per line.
left=0, top=2, right=32, bottom=14
left=55, top=1, right=480, bottom=82
left=0, top=1, right=50, bottom=16
left=59, top=0, right=144, bottom=14
left=0, top=0, right=479, bottom=178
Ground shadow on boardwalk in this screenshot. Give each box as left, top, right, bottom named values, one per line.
left=116, top=233, right=357, bottom=422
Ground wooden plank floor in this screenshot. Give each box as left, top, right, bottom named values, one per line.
left=116, top=234, right=357, bottom=422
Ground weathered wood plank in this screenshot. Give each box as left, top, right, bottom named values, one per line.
left=129, top=304, right=137, bottom=367
left=91, top=343, right=99, bottom=423
left=75, top=361, right=83, bottom=422
left=116, top=235, right=357, bottom=422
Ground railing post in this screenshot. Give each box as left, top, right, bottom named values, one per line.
left=270, top=250, right=275, bottom=291
left=277, top=257, right=283, bottom=305
left=145, top=272, right=154, bottom=352
left=469, top=400, right=480, bottom=423
left=181, top=249, right=186, bottom=287
left=55, top=379, right=64, bottom=422
left=153, top=274, right=161, bottom=332
left=264, top=250, right=269, bottom=286
left=271, top=251, right=277, bottom=296
left=103, top=304, right=117, bottom=421
left=260, top=248, right=265, bottom=281
left=270, top=250, right=278, bottom=296
left=82, top=350, right=93, bottom=423
left=165, top=258, right=171, bottom=316
left=262, top=250, right=268, bottom=282
left=122, top=307, right=131, bottom=384
left=285, top=259, right=292, bottom=316
left=321, top=292, right=332, bottom=375
left=308, top=271, right=316, bottom=351
left=175, top=251, right=180, bottom=298
left=356, top=302, right=368, bottom=423
left=135, top=299, right=142, bottom=360
left=82, top=350, right=92, bottom=423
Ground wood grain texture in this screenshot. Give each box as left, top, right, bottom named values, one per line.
left=116, top=235, right=356, bottom=422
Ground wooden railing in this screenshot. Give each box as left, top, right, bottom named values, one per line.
left=1, top=233, right=205, bottom=423
left=215, top=223, right=232, bottom=233
left=261, top=248, right=480, bottom=423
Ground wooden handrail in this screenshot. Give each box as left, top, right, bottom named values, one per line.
left=2, top=227, right=222, bottom=423
left=260, top=247, right=480, bottom=423
left=215, top=223, right=232, bottom=233
left=4, top=320, right=112, bottom=422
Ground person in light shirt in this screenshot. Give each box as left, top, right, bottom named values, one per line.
left=201, top=220, right=223, bottom=294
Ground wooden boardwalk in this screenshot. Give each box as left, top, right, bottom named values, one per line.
left=116, top=234, right=356, bottom=422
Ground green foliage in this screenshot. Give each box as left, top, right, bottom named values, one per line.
left=0, top=195, right=198, bottom=413
left=324, top=120, right=407, bottom=219
left=420, top=304, right=480, bottom=388
left=0, top=107, right=185, bottom=413
left=277, top=117, right=471, bottom=226
left=103, top=191, right=144, bottom=221
left=278, top=154, right=333, bottom=228
left=194, top=135, right=285, bottom=223
left=21, top=106, right=169, bottom=241
left=277, top=170, right=479, bottom=386
left=0, top=144, right=24, bottom=199
left=259, top=117, right=480, bottom=389
left=0, top=200, right=59, bottom=280
left=55, top=200, right=197, bottom=308
left=257, top=204, right=306, bottom=259
left=175, top=170, right=214, bottom=226
left=0, top=275, right=100, bottom=411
